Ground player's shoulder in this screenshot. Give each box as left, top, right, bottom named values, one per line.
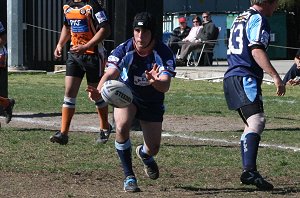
left=154, top=40, right=174, bottom=59
left=111, top=38, right=134, bottom=57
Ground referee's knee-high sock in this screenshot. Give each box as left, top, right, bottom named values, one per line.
left=0, top=96, right=9, bottom=109
left=61, top=97, right=76, bottom=135
left=138, top=145, right=155, bottom=165
left=115, top=139, right=134, bottom=177
left=96, top=105, right=109, bottom=130
left=240, top=132, right=260, bottom=171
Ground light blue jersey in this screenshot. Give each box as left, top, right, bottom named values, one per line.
left=225, top=7, right=271, bottom=79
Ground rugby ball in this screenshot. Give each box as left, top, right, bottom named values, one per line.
left=101, top=80, right=133, bottom=108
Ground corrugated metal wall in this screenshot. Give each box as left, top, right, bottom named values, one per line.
left=23, top=0, right=110, bottom=71
left=24, top=0, right=66, bottom=70
left=2, top=0, right=296, bottom=70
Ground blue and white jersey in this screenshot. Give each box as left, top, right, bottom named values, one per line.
left=225, top=7, right=271, bottom=79
left=107, top=38, right=176, bottom=103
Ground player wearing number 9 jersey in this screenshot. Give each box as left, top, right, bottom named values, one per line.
left=223, top=0, right=285, bottom=190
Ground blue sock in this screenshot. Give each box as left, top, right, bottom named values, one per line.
left=240, top=132, right=261, bottom=171
left=139, top=145, right=155, bottom=165
left=115, top=139, right=134, bottom=177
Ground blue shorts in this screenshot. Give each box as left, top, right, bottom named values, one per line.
left=133, top=98, right=165, bottom=122
left=224, top=76, right=263, bottom=110
left=66, top=52, right=101, bottom=83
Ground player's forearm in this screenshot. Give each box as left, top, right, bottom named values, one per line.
left=85, top=24, right=111, bottom=49
left=97, top=68, right=119, bottom=91
left=57, top=25, right=71, bottom=47
left=252, top=48, right=280, bottom=79
left=150, top=77, right=171, bottom=93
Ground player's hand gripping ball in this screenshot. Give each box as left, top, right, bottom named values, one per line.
left=101, top=80, right=133, bottom=108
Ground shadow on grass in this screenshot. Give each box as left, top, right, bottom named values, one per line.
left=273, top=116, right=300, bottom=121
left=264, top=127, right=300, bottom=132
left=14, top=128, right=58, bottom=132
left=13, top=111, right=95, bottom=118
left=176, top=185, right=300, bottom=196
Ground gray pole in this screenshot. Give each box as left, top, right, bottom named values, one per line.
left=7, top=0, right=24, bottom=70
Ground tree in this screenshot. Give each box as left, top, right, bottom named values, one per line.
left=278, top=0, right=300, bottom=11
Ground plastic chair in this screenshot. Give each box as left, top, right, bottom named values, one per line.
left=186, top=27, right=221, bottom=66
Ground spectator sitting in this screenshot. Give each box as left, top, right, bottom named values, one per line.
left=176, top=16, right=202, bottom=65
left=178, top=12, right=219, bottom=65
left=168, top=17, right=191, bottom=55
left=283, top=49, right=300, bottom=85
left=182, top=16, right=202, bottom=43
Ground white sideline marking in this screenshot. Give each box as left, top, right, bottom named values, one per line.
left=162, top=132, right=300, bottom=152
left=13, top=117, right=99, bottom=132
left=11, top=117, right=300, bottom=152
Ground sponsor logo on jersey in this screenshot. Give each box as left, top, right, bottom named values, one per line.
left=134, top=75, right=150, bottom=86
left=80, top=8, right=86, bottom=15
left=95, top=11, right=107, bottom=24
left=108, top=55, right=119, bottom=63
left=69, top=19, right=89, bottom=33
left=70, top=20, right=81, bottom=26
left=261, top=30, right=269, bottom=48
left=166, top=60, right=174, bottom=67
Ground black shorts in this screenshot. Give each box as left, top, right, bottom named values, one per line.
left=133, top=98, right=165, bottom=122
left=66, top=52, right=101, bottom=83
left=224, top=76, right=263, bottom=111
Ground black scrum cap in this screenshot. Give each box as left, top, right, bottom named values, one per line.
left=132, top=12, right=156, bottom=36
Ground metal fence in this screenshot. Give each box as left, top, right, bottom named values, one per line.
left=24, top=0, right=66, bottom=70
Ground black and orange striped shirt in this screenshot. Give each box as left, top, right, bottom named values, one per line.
left=63, top=0, right=109, bottom=54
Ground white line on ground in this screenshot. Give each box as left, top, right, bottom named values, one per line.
left=162, top=132, right=300, bottom=152
left=10, top=116, right=300, bottom=152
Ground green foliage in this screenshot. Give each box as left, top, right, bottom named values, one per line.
left=278, top=0, right=300, bottom=10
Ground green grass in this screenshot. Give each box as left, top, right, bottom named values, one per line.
left=2, top=73, right=300, bottom=196
left=8, top=74, right=300, bottom=119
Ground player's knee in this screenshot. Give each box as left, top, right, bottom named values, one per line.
left=114, top=123, right=131, bottom=137
left=246, top=113, right=265, bottom=135
left=63, top=96, right=76, bottom=108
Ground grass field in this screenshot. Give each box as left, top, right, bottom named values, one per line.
left=1, top=73, right=300, bottom=197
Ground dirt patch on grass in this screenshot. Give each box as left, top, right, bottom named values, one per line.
left=1, top=113, right=299, bottom=197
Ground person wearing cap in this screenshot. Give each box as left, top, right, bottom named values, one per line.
left=168, top=17, right=191, bottom=54
left=86, top=12, right=176, bottom=192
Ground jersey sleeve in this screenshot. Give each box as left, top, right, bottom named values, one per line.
left=89, top=0, right=109, bottom=29
left=107, top=42, right=129, bottom=72
left=155, top=42, right=176, bottom=77
left=246, top=14, right=269, bottom=49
